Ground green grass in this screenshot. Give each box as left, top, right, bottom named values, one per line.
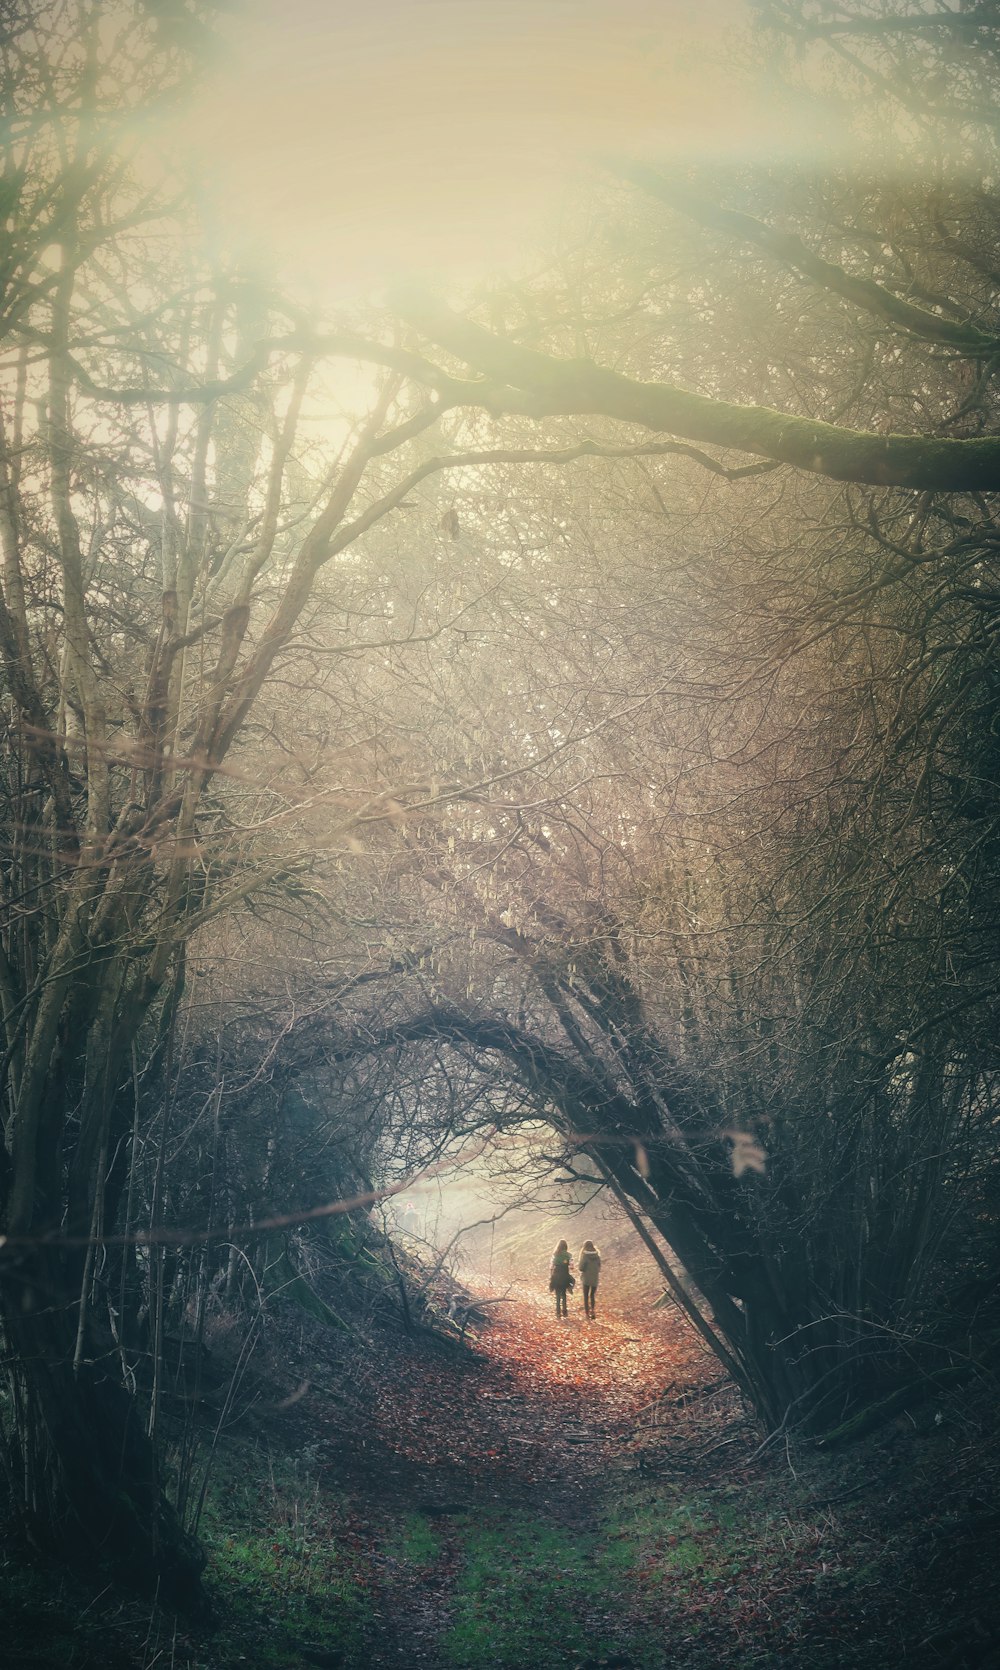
left=586, top=1477, right=894, bottom=1670
left=2, top=1391, right=985, bottom=1670
left=195, top=1440, right=374, bottom=1668
left=442, top=1506, right=665, bottom=1669
left=384, top=1509, right=444, bottom=1566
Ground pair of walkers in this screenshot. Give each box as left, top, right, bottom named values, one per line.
left=548, top=1239, right=602, bottom=1319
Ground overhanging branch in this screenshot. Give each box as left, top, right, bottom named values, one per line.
left=618, top=162, right=1000, bottom=356
left=390, top=289, right=1000, bottom=492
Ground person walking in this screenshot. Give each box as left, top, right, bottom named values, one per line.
left=578, top=1240, right=601, bottom=1319
left=548, top=1239, right=574, bottom=1319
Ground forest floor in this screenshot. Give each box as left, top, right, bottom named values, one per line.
left=3, top=1276, right=999, bottom=1670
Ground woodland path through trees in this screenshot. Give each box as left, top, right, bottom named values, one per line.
left=299, top=1282, right=994, bottom=1670
left=5, top=1269, right=996, bottom=1669
left=356, top=1283, right=739, bottom=1668
left=5, top=5, right=1000, bottom=1651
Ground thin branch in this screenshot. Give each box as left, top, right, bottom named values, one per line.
left=617, top=162, right=1000, bottom=356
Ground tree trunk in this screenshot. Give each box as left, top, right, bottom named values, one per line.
left=0, top=1243, right=205, bottom=1608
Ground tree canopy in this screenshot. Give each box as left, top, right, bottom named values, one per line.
left=1, top=0, right=999, bottom=1603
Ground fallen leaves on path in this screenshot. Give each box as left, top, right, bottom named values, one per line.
left=367, top=1280, right=725, bottom=1488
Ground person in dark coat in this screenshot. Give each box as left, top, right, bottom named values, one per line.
left=578, top=1240, right=601, bottom=1319
left=548, top=1239, right=573, bottom=1318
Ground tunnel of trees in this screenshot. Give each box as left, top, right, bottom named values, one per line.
left=1, top=0, right=999, bottom=1604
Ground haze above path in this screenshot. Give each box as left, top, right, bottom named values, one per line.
left=185, top=0, right=849, bottom=295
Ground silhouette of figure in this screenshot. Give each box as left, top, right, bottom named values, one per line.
left=578, top=1240, right=602, bottom=1319
left=548, top=1239, right=574, bottom=1318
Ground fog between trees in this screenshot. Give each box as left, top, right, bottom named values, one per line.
left=1, top=0, right=999, bottom=1603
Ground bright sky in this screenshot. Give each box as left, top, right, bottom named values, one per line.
left=183, top=0, right=839, bottom=298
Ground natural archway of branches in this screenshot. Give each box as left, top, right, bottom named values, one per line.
left=1, top=0, right=999, bottom=1606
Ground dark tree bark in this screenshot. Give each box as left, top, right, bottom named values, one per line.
left=0, top=1241, right=205, bottom=1606
left=333, top=1003, right=852, bottom=1430
left=390, top=294, right=1000, bottom=492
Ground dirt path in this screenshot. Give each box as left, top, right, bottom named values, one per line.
left=172, top=1274, right=998, bottom=1670
left=4, top=1270, right=994, bottom=1669
left=339, top=1289, right=995, bottom=1670
left=360, top=1283, right=733, bottom=1667
left=371, top=1280, right=718, bottom=1487
left=11, top=1276, right=991, bottom=1670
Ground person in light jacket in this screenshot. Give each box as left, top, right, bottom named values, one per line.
left=548, top=1239, right=574, bottom=1318
left=578, top=1240, right=601, bottom=1319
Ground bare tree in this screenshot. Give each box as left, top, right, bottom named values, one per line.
left=0, top=2, right=653, bottom=1593
left=4, top=0, right=1000, bottom=1599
